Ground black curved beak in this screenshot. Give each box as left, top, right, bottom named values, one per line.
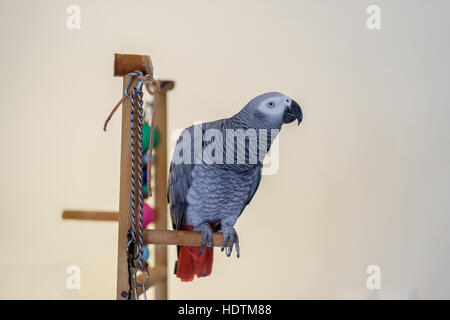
left=283, top=100, right=303, bottom=125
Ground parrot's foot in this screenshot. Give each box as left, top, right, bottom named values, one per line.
left=218, top=226, right=240, bottom=258
left=193, top=222, right=213, bottom=255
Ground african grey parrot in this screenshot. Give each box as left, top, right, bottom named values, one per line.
left=167, top=92, right=302, bottom=281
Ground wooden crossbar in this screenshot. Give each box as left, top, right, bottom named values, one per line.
left=62, top=210, right=225, bottom=247
left=62, top=210, right=118, bottom=221
left=143, top=229, right=224, bottom=247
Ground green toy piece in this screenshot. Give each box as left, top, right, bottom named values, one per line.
left=142, top=123, right=159, bottom=152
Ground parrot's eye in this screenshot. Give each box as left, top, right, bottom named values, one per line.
left=267, top=101, right=275, bottom=108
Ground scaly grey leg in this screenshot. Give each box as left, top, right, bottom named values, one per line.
left=218, top=225, right=240, bottom=258
left=193, top=222, right=213, bottom=255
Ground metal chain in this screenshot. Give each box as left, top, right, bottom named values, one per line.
left=124, top=71, right=149, bottom=300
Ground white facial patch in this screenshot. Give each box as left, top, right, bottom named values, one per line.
left=256, top=94, right=289, bottom=122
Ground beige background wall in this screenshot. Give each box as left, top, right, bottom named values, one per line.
left=1, top=0, right=449, bottom=299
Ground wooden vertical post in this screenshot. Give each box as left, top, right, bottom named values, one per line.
left=116, top=74, right=133, bottom=300
left=114, top=54, right=153, bottom=300
left=153, top=80, right=174, bottom=300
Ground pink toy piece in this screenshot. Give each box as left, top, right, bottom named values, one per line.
left=143, top=203, right=156, bottom=228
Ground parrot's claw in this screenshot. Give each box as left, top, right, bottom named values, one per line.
left=193, top=222, right=213, bottom=255
left=218, top=226, right=240, bottom=258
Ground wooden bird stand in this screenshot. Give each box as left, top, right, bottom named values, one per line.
left=62, top=53, right=224, bottom=300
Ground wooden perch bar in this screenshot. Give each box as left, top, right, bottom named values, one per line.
left=144, top=229, right=225, bottom=247
left=62, top=210, right=118, bottom=221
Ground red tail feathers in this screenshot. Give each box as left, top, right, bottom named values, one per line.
left=175, top=225, right=214, bottom=282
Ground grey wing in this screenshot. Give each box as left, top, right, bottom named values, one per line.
left=238, top=162, right=262, bottom=217
left=167, top=160, right=193, bottom=230
left=167, top=125, right=197, bottom=230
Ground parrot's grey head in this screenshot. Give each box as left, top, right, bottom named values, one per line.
left=235, top=92, right=303, bottom=130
